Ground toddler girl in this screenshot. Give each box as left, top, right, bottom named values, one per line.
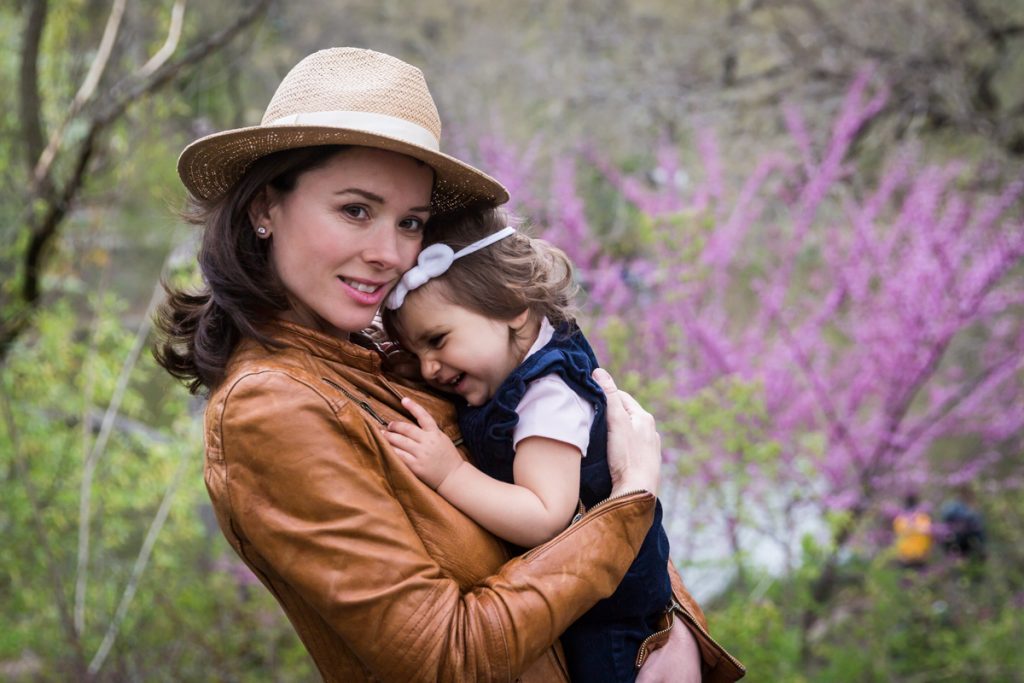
left=381, top=207, right=673, bottom=683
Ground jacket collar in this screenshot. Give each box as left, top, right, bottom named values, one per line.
left=243, top=319, right=385, bottom=373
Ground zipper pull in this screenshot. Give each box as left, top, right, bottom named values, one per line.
left=322, top=378, right=388, bottom=426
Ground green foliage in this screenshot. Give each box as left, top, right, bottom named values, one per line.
left=704, top=492, right=1024, bottom=683
left=813, top=560, right=1024, bottom=681
left=3, top=1, right=1023, bottom=679
left=0, top=287, right=310, bottom=680
left=708, top=595, right=807, bottom=683
left=668, top=377, right=780, bottom=471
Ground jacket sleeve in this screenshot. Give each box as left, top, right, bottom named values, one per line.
left=216, top=371, right=656, bottom=682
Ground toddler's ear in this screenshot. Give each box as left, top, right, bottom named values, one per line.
left=509, top=308, right=532, bottom=330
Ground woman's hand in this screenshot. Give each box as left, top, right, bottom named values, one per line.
left=592, top=368, right=662, bottom=497
left=636, top=619, right=702, bottom=683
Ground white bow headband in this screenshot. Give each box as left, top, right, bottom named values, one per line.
left=384, top=226, right=517, bottom=310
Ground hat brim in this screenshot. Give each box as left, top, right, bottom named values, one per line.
left=177, top=124, right=509, bottom=213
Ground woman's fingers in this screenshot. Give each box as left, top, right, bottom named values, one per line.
left=617, top=387, right=647, bottom=419
left=618, top=389, right=660, bottom=449
left=592, top=367, right=621, bottom=404
left=597, top=367, right=655, bottom=430
left=594, top=368, right=632, bottom=489
left=593, top=367, right=661, bottom=496
left=401, top=396, right=439, bottom=430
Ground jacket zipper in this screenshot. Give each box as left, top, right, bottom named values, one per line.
left=586, top=489, right=650, bottom=513
left=321, top=377, right=465, bottom=447
left=566, top=490, right=739, bottom=672
left=671, top=598, right=746, bottom=672
left=520, top=491, right=649, bottom=562
left=590, top=490, right=745, bottom=674
left=634, top=608, right=676, bottom=669
left=322, top=377, right=388, bottom=426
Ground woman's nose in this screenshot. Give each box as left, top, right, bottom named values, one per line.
left=363, top=224, right=402, bottom=268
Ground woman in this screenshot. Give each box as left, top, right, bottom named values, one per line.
left=156, top=48, right=743, bottom=682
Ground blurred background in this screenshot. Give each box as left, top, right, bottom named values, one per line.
left=3, top=1, right=1023, bottom=680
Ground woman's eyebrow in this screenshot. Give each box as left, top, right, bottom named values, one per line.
left=335, top=188, right=384, bottom=203
left=334, top=188, right=431, bottom=213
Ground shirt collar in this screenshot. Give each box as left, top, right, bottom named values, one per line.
left=522, top=317, right=555, bottom=362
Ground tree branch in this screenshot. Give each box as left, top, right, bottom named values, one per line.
left=957, top=0, right=1024, bottom=46
left=1, top=0, right=273, bottom=362
left=95, top=0, right=272, bottom=128
left=32, top=0, right=127, bottom=189
left=74, top=277, right=164, bottom=645
left=19, top=0, right=47, bottom=171
left=902, top=349, right=1023, bottom=455
left=138, top=0, right=188, bottom=79
left=73, top=264, right=109, bottom=635
left=769, top=304, right=865, bottom=464
left=87, top=443, right=191, bottom=678
left=24, top=125, right=99, bottom=304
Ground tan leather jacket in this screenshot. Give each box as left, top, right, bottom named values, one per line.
left=204, top=321, right=744, bottom=682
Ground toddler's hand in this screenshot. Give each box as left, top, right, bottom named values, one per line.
left=384, top=397, right=464, bottom=490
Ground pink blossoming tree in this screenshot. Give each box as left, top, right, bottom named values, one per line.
left=472, top=70, right=1024, bottom=612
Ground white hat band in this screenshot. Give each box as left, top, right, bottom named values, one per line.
left=267, top=110, right=440, bottom=152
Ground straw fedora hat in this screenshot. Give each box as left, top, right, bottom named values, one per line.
left=177, top=47, right=508, bottom=212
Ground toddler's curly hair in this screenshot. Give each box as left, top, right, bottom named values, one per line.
left=382, top=207, right=579, bottom=341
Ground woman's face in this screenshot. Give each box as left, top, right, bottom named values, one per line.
left=257, top=147, right=434, bottom=337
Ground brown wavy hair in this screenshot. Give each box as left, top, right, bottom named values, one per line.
left=382, top=207, right=579, bottom=342
left=153, top=145, right=350, bottom=395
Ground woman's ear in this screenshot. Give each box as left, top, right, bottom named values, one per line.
left=247, top=187, right=276, bottom=232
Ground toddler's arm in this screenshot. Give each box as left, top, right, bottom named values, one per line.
left=385, top=397, right=581, bottom=547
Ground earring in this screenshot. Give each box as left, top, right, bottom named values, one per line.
left=256, top=225, right=268, bottom=237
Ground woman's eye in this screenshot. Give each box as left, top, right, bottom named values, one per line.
left=400, top=217, right=426, bottom=232
left=342, top=205, right=369, bottom=219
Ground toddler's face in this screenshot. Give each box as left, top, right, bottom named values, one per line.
left=395, top=287, right=529, bottom=406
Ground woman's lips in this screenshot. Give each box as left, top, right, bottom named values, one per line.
left=338, top=276, right=389, bottom=305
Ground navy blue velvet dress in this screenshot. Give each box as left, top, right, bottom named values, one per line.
left=459, top=325, right=672, bottom=682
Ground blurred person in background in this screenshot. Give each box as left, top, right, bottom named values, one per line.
left=940, top=486, right=986, bottom=562
left=893, top=492, right=933, bottom=569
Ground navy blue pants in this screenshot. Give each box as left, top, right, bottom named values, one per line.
left=560, top=501, right=672, bottom=682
